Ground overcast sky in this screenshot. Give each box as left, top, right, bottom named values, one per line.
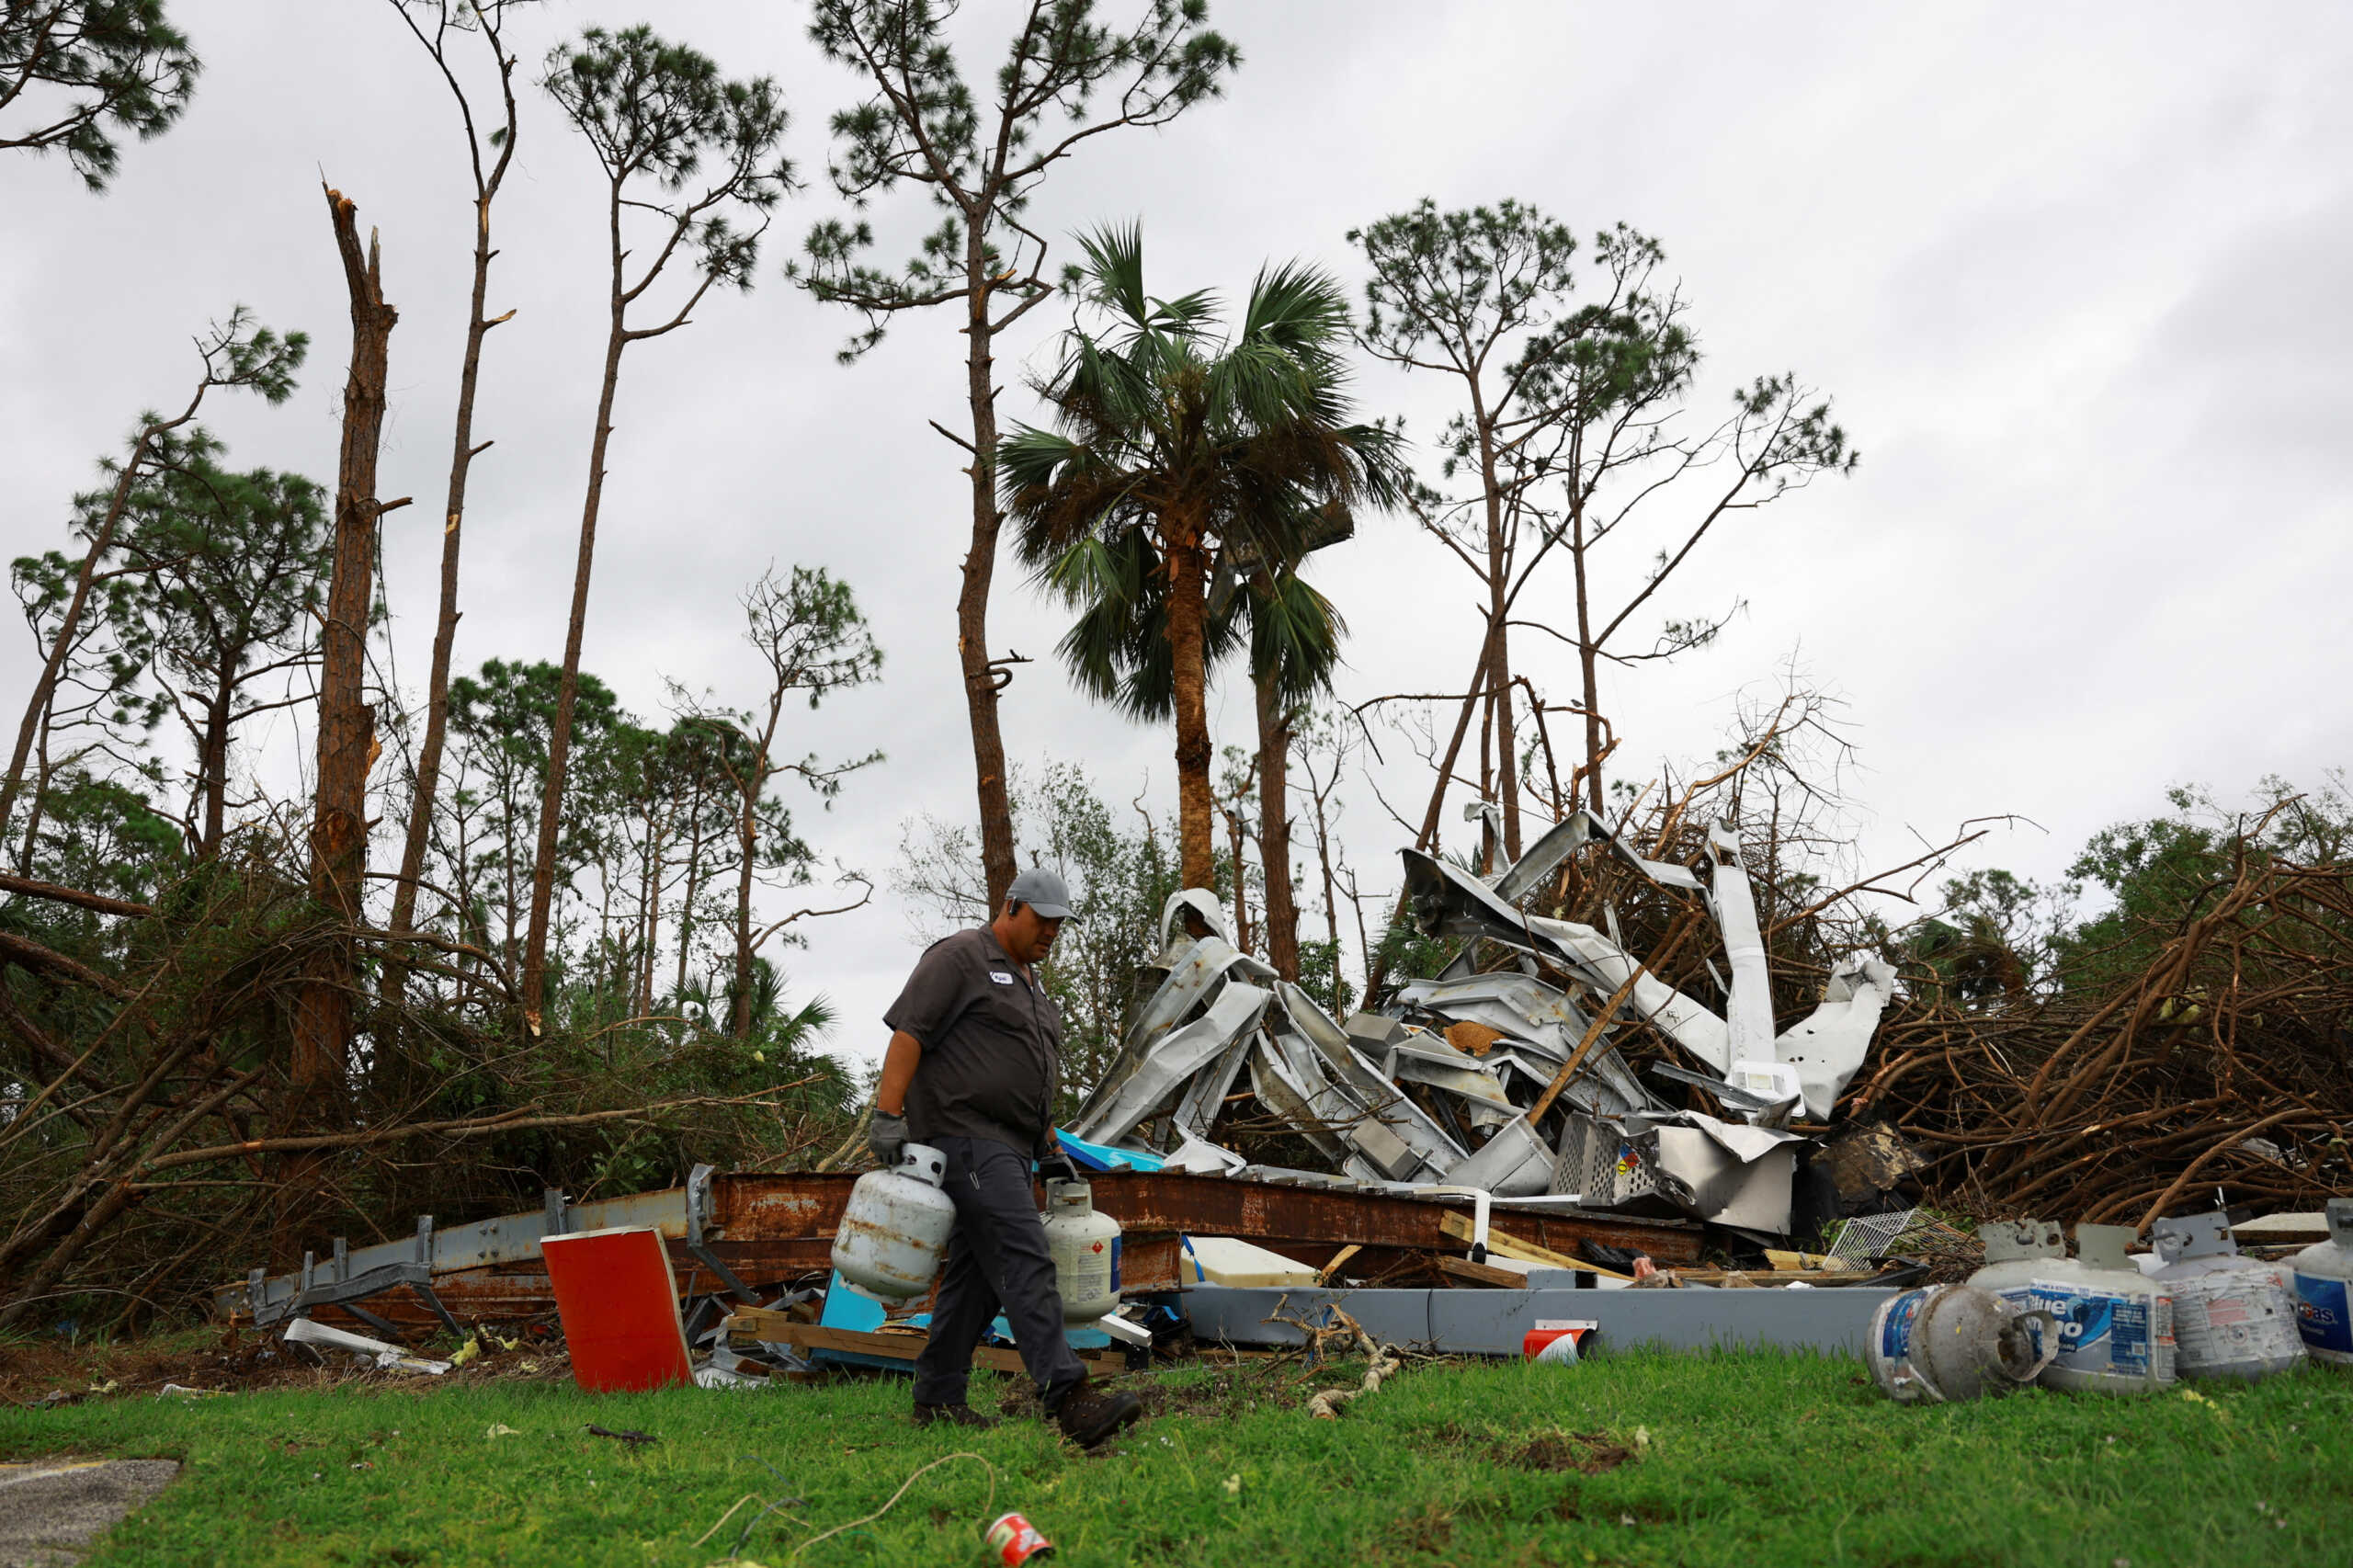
left=5, top=2, right=2347, bottom=1065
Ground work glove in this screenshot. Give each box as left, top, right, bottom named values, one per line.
left=1037, top=1147, right=1082, bottom=1187
left=868, top=1108, right=908, bottom=1167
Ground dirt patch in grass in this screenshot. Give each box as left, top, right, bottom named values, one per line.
left=1129, top=1358, right=1302, bottom=1420
left=1383, top=1500, right=1456, bottom=1552
left=1498, top=1430, right=1633, bottom=1474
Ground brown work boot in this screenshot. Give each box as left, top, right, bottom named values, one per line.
left=1051, top=1381, right=1142, bottom=1448
left=913, top=1402, right=999, bottom=1429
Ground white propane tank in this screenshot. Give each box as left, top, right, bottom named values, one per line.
left=2149, top=1210, right=2306, bottom=1382
left=1040, top=1177, right=1122, bottom=1324
left=2289, top=1198, right=2353, bottom=1369
left=2016, top=1223, right=2177, bottom=1395
left=831, top=1142, right=957, bottom=1301
left=1867, top=1283, right=2057, bottom=1404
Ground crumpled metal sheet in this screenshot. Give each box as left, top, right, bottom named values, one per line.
left=1068, top=930, right=1273, bottom=1140
left=1392, top=971, right=1654, bottom=1115
left=1774, top=956, right=1897, bottom=1119
left=1069, top=979, right=1271, bottom=1146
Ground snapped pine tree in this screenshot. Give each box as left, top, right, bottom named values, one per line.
left=519, top=26, right=791, bottom=1026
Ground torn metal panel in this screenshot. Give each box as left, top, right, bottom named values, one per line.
left=1523, top=915, right=1731, bottom=1073
left=1278, top=982, right=1466, bottom=1183
left=1156, top=887, right=1237, bottom=954
left=1067, top=934, right=1270, bottom=1140
left=1446, top=1114, right=1555, bottom=1198
left=1385, top=1042, right=1513, bottom=1108
left=1169, top=1029, right=1256, bottom=1138
left=1644, top=1062, right=1761, bottom=1109
left=1491, top=812, right=1596, bottom=906
left=1069, top=981, right=1272, bottom=1146
left=1247, top=1038, right=1355, bottom=1163
left=1774, top=956, right=1897, bottom=1119
left=1639, top=1111, right=1800, bottom=1233
left=1162, top=1131, right=1248, bottom=1175
left=1494, top=809, right=1708, bottom=906
left=1704, top=822, right=1775, bottom=1064
left=1403, top=847, right=1586, bottom=966
left=1556, top=1108, right=1799, bottom=1231
left=1648, top=1125, right=1793, bottom=1233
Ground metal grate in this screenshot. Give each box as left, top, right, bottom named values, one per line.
left=1826, top=1207, right=1920, bottom=1265
left=1563, top=1113, right=1659, bottom=1210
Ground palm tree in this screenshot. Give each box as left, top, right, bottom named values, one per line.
left=1001, top=226, right=1401, bottom=891
left=1040, top=526, right=1341, bottom=982
left=1243, top=557, right=1345, bottom=982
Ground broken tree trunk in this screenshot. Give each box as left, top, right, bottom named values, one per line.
left=282, top=184, right=398, bottom=1264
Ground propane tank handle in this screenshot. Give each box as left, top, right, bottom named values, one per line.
left=895, top=1142, right=948, bottom=1187
left=2012, top=1308, right=2062, bottom=1381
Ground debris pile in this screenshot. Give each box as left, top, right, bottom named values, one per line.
left=1847, top=848, right=2353, bottom=1226
left=1064, top=810, right=1896, bottom=1238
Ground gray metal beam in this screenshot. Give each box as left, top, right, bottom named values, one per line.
left=1177, top=1283, right=1895, bottom=1358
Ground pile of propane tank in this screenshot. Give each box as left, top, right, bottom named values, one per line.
left=829, top=1142, right=1127, bottom=1325
left=1869, top=1198, right=2353, bottom=1404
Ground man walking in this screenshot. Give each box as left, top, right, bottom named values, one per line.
left=869, top=868, right=1143, bottom=1446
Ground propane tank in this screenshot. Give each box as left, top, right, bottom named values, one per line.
left=2148, top=1210, right=2305, bottom=1382
left=2009, top=1223, right=2176, bottom=1395
left=1039, top=1177, right=1122, bottom=1324
left=2289, top=1198, right=2353, bottom=1369
left=1866, top=1283, right=2057, bottom=1404
left=831, top=1142, right=957, bottom=1301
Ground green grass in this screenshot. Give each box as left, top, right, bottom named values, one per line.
left=5, top=1351, right=2350, bottom=1567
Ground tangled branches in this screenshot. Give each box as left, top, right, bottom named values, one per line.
left=0, top=836, right=860, bottom=1333
left=1851, top=848, right=2353, bottom=1228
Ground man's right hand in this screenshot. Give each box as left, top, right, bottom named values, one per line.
left=868, top=1108, right=908, bottom=1166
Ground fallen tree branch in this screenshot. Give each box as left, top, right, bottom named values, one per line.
left=0, top=928, right=133, bottom=996
left=133, top=1076, right=824, bottom=1176
left=0, top=873, right=153, bottom=918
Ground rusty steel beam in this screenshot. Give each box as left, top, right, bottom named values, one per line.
left=707, top=1170, right=1702, bottom=1263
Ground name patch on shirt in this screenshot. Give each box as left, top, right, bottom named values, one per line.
left=988, top=971, right=1016, bottom=984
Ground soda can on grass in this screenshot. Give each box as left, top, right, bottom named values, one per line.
left=985, top=1510, right=1054, bottom=1563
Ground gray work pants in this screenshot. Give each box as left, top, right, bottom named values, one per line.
left=911, top=1135, right=1086, bottom=1411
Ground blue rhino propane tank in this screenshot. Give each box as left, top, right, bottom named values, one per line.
left=2149, top=1210, right=2305, bottom=1381
left=2289, top=1198, right=2353, bottom=1369
left=1974, top=1222, right=2176, bottom=1394
left=1867, top=1283, right=2057, bottom=1404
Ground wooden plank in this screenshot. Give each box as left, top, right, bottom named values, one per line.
left=1765, top=1249, right=1857, bottom=1273
left=1438, top=1212, right=1633, bottom=1281
left=1315, top=1244, right=1362, bottom=1286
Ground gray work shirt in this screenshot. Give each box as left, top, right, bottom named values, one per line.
left=884, top=926, right=1063, bottom=1157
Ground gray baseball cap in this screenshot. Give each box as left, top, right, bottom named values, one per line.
left=1006, top=867, right=1075, bottom=920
